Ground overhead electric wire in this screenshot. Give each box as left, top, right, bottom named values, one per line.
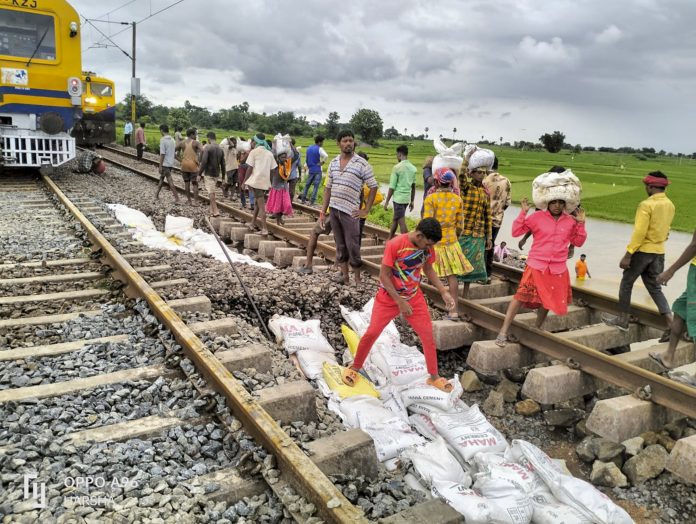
left=85, top=0, right=186, bottom=51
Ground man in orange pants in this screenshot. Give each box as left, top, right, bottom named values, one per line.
left=341, top=218, right=456, bottom=392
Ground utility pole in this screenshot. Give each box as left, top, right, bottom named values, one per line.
left=130, top=21, right=137, bottom=123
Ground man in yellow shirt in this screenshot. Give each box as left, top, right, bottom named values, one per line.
left=649, top=228, right=696, bottom=377
left=604, top=172, right=675, bottom=336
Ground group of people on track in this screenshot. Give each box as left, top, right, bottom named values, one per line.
left=121, top=122, right=695, bottom=391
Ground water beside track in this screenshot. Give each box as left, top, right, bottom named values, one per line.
left=496, top=206, right=691, bottom=305
left=380, top=184, right=690, bottom=306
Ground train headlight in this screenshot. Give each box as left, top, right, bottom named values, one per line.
left=70, top=22, right=78, bottom=37
left=85, top=96, right=97, bottom=105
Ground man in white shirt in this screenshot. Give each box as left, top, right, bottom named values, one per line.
left=123, top=120, right=133, bottom=146
left=244, top=133, right=277, bottom=236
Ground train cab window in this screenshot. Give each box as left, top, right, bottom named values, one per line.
left=0, top=9, right=56, bottom=61
left=90, top=82, right=113, bottom=98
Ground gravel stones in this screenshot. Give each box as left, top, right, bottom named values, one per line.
left=622, top=436, right=645, bottom=457
left=495, top=378, right=520, bottom=403
left=482, top=390, right=505, bottom=417
left=591, top=461, right=629, bottom=488
left=515, top=399, right=541, bottom=416
left=622, top=445, right=668, bottom=485
left=543, top=407, right=585, bottom=428
left=460, top=370, right=482, bottom=392
left=576, top=437, right=625, bottom=464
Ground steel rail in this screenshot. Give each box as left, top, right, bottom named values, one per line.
left=96, top=149, right=696, bottom=420
left=42, top=174, right=367, bottom=523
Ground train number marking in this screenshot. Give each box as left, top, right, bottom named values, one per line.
left=12, top=1, right=38, bottom=8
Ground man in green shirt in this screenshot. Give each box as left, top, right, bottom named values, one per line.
left=384, top=145, right=417, bottom=239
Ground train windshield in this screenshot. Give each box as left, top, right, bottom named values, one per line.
left=0, top=9, right=56, bottom=61
left=90, top=82, right=113, bottom=97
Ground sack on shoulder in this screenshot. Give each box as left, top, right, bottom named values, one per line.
left=181, top=157, right=199, bottom=172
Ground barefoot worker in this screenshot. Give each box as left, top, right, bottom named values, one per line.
left=341, top=218, right=457, bottom=392
left=321, top=129, right=378, bottom=285
left=496, top=169, right=586, bottom=346
left=423, top=168, right=473, bottom=320
left=457, top=148, right=494, bottom=297
left=650, top=226, right=696, bottom=371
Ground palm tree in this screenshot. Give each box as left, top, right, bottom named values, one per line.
left=500, top=136, right=503, bottom=144
left=453, top=127, right=457, bottom=141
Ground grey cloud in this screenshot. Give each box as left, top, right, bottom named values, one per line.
left=72, top=0, right=696, bottom=151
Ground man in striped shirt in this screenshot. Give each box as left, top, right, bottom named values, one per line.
left=320, top=129, right=378, bottom=285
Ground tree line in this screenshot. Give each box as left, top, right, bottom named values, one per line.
left=117, top=95, right=385, bottom=145
left=117, top=95, right=695, bottom=158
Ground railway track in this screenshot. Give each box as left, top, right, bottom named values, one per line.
left=97, top=144, right=696, bottom=429
left=40, top=144, right=693, bottom=521
left=1, top=174, right=411, bottom=523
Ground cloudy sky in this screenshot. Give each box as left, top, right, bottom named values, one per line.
left=73, top=0, right=695, bottom=152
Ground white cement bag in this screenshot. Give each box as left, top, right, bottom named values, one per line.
left=358, top=415, right=426, bottom=462
left=337, top=395, right=393, bottom=428
left=431, top=480, right=503, bottom=524
left=407, top=397, right=468, bottom=417
left=532, top=170, right=582, bottom=213
left=340, top=301, right=401, bottom=344
left=237, top=139, right=251, bottom=153
left=273, top=133, right=292, bottom=156
left=508, top=440, right=633, bottom=524
left=529, top=487, right=591, bottom=524
left=107, top=204, right=156, bottom=230
left=370, top=343, right=428, bottom=386
left=379, top=384, right=410, bottom=423
left=404, top=473, right=429, bottom=493
left=432, top=138, right=465, bottom=174
left=472, top=474, right=533, bottom=524
left=409, top=413, right=440, bottom=440
left=468, top=148, right=496, bottom=171
left=474, top=453, right=544, bottom=494
left=319, top=147, right=329, bottom=161
left=268, top=316, right=334, bottom=355
left=432, top=405, right=508, bottom=463
left=400, top=377, right=463, bottom=412
left=464, top=143, right=478, bottom=162
left=296, top=350, right=337, bottom=380
left=401, top=437, right=472, bottom=488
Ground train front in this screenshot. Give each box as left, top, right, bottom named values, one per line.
left=73, top=73, right=116, bottom=147
left=0, top=0, right=83, bottom=170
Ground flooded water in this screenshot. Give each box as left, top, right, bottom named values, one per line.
left=496, top=206, right=691, bottom=306
left=381, top=183, right=691, bottom=306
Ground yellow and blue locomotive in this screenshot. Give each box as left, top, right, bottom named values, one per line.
left=0, top=0, right=83, bottom=169
left=73, top=72, right=115, bottom=147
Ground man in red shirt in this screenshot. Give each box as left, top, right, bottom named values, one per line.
left=341, top=218, right=457, bottom=392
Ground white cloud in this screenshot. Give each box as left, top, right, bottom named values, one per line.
left=517, top=36, right=576, bottom=64
left=594, top=24, right=623, bottom=45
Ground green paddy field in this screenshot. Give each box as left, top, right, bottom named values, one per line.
left=120, top=127, right=696, bottom=232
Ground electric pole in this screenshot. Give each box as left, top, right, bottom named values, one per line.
left=130, top=21, right=137, bottom=122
